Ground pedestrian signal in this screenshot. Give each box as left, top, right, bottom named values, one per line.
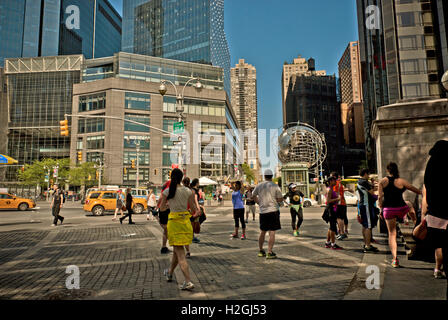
left=131, top=160, right=136, bottom=169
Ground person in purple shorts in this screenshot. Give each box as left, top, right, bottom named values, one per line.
left=378, top=162, right=422, bottom=268
left=325, top=176, right=343, bottom=250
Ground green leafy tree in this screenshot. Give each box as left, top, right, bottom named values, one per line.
left=68, top=162, right=98, bottom=187
left=18, top=158, right=71, bottom=187
left=242, top=163, right=255, bottom=184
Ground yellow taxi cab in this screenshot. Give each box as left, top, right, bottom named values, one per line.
left=83, top=190, right=147, bottom=216
left=0, top=193, right=36, bottom=211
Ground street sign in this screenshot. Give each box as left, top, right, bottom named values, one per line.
left=173, top=121, right=184, bottom=134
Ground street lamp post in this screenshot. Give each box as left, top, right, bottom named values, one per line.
left=136, top=141, right=140, bottom=189
left=159, top=77, right=202, bottom=170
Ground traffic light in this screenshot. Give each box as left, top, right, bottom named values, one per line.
left=123, top=167, right=127, bottom=175
left=154, top=168, right=157, bottom=175
left=77, top=151, right=82, bottom=161
left=96, top=171, right=99, bottom=180
left=131, top=160, right=136, bottom=169
left=60, top=119, right=69, bottom=136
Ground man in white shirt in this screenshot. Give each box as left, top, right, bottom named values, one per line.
left=252, top=169, right=284, bottom=259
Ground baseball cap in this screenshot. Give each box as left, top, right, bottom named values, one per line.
left=264, top=169, right=274, bottom=176
left=288, top=183, right=297, bottom=189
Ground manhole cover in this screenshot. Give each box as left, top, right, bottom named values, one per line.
left=44, top=289, right=95, bottom=300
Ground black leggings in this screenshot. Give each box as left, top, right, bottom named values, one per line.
left=290, top=206, right=303, bottom=230
left=233, top=208, right=246, bottom=229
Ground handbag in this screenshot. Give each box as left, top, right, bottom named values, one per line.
left=322, top=207, right=330, bottom=223
left=413, top=218, right=427, bottom=241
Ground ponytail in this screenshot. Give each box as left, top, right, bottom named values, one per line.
left=387, top=162, right=400, bottom=178
left=167, top=168, right=183, bottom=200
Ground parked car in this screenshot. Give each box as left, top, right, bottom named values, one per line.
left=83, top=191, right=147, bottom=216
left=283, top=197, right=317, bottom=207
left=0, top=193, right=36, bottom=211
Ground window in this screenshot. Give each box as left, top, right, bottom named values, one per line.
left=86, top=136, right=105, bottom=149
left=125, top=114, right=150, bottom=132
left=123, top=169, right=150, bottom=182
left=79, top=93, right=106, bottom=112
left=101, top=192, right=116, bottom=199
left=76, top=138, right=83, bottom=150
left=125, top=92, right=151, bottom=111
left=123, top=151, right=150, bottom=165
left=163, top=152, right=175, bottom=166
left=123, top=135, right=150, bottom=149
left=163, top=118, right=177, bottom=132
left=398, top=12, right=417, bottom=27
left=163, top=137, right=175, bottom=150
left=89, top=193, right=101, bottom=199
left=78, top=117, right=105, bottom=133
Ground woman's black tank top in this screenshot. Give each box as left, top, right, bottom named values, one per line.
left=383, top=176, right=406, bottom=208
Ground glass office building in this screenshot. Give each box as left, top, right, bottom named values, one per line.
left=356, top=0, right=448, bottom=168
left=122, top=0, right=231, bottom=94
left=4, top=55, right=83, bottom=181
left=0, top=0, right=122, bottom=66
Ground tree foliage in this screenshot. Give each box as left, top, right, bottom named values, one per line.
left=17, top=158, right=98, bottom=188
left=241, top=163, right=255, bottom=184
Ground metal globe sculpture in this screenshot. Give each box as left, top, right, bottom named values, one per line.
left=277, top=122, right=327, bottom=168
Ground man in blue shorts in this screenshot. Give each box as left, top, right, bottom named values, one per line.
left=356, top=169, right=379, bottom=253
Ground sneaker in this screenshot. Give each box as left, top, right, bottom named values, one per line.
left=258, top=250, right=266, bottom=257
left=331, top=244, right=343, bottom=250
left=186, top=252, right=191, bottom=258
left=363, top=245, right=379, bottom=253
left=391, top=259, right=400, bottom=268
left=245, top=220, right=249, bottom=224
left=163, top=269, right=173, bottom=282
left=371, top=238, right=378, bottom=244
left=230, top=233, right=238, bottom=238
left=434, top=270, right=446, bottom=279
left=241, top=234, right=246, bottom=240
left=60, top=217, right=64, bottom=224
left=338, top=233, right=348, bottom=240
left=266, top=252, right=277, bottom=259
left=179, top=281, right=195, bottom=290
left=161, top=247, right=170, bottom=254
left=325, top=242, right=332, bottom=248
left=336, top=235, right=342, bottom=240
left=192, top=237, right=200, bottom=243
left=51, top=224, right=56, bottom=227
left=293, top=230, right=299, bottom=237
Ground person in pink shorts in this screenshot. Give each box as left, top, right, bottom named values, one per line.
left=378, top=162, right=422, bottom=268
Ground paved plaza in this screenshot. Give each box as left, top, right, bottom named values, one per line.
left=0, top=202, right=445, bottom=300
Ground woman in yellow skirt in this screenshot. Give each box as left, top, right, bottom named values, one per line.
left=159, top=168, right=200, bottom=291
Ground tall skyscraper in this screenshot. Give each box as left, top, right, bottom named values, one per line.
left=356, top=0, right=448, bottom=167
left=0, top=0, right=122, bottom=66
left=282, top=55, right=327, bottom=124
left=122, top=0, right=231, bottom=94
left=282, top=56, right=341, bottom=173
left=338, top=42, right=365, bottom=148
left=231, top=59, right=259, bottom=173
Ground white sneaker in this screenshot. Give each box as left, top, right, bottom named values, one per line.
left=51, top=224, right=56, bottom=227
left=179, top=281, right=194, bottom=290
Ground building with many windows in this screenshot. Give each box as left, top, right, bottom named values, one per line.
left=3, top=55, right=84, bottom=182
left=0, top=67, right=7, bottom=181
left=230, top=59, right=259, bottom=176
left=282, top=56, right=341, bottom=174
left=338, top=41, right=366, bottom=176
left=122, top=0, right=231, bottom=94
left=0, top=0, right=122, bottom=66
left=356, top=0, right=448, bottom=168
left=71, top=52, right=240, bottom=186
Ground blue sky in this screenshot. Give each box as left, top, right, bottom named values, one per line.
left=109, top=0, right=359, bottom=171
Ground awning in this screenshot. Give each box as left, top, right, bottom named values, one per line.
left=0, top=154, right=18, bottom=165
left=199, top=177, right=218, bottom=186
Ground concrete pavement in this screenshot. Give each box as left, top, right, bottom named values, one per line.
left=0, top=202, right=445, bottom=300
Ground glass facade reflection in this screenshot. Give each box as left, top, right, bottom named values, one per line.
left=0, top=0, right=122, bottom=66
left=5, top=55, right=83, bottom=181
left=122, top=0, right=230, bottom=94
